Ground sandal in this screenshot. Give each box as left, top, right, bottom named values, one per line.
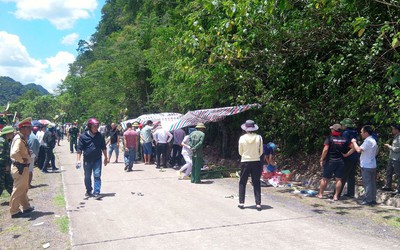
left=256, top=205, right=262, bottom=211
left=316, top=194, right=323, bottom=199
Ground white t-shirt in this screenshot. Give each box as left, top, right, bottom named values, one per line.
left=360, top=136, right=378, bottom=168
left=36, top=130, right=45, bottom=145
left=181, top=135, right=190, bottom=155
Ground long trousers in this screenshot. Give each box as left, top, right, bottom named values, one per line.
left=156, top=143, right=167, bottom=167
left=9, top=165, right=30, bottom=215
left=191, top=155, right=203, bottom=183
left=239, top=161, right=262, bottom=205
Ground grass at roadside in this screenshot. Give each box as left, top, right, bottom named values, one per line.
left=53, top=187, right=69, bottom=234
left=55, top=216, right=69, bottom=233
left=387, top=216, right=400, bottom=228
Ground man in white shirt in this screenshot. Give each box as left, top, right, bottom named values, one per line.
left=351, top=125, right=378, bottom=205
left=153, top=125, right=172, bottom=169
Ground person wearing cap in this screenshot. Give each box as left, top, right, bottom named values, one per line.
left=337, top=118, right=359, bottom=198
left=9, top=117, right=35, bottom=218
left=238, top=120, right=263, bottom=210
left=383, top=124, right=400, bottom=194
left=0, top=126, right=15, bottom=197
left=42, top=124, right=58, bottom=173
left=351, top=125, right=378, bottom=205
left=123, top=122, right=138, bottom=172
left=317, top=124, right=348, bottom=201
left=189, top=123, right=206, bottom=184
left=68, top=122, right=80, bottom=153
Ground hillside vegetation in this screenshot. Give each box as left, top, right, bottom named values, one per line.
left=3, top=0, right=400, bottom=157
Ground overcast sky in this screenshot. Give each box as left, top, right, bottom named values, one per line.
left=0, top=0, right=105, bottom=93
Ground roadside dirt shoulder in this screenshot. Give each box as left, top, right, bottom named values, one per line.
left=0, top=146, right=69, bottom=250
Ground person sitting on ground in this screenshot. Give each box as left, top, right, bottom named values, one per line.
left=317, top=124, right=348, bottom=201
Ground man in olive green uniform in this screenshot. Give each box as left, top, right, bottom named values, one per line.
left=0, top=126, right=14, bottom=196
left=189, top=123, right=206, bottom=184
left=9, top=118, right=35, bottom=218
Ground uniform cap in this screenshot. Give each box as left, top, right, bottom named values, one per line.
left=18, top=117, right=32, bottom=129
left=0, top=126, right=14, bottom=136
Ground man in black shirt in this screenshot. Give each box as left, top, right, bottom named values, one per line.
left=76, top=118, right=108, bottom=199
left=317, top=124, right=349, bottom=201
left=107, top=123, right=120, bottom=163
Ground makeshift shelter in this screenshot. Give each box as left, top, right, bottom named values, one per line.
left=168, top=104, right=260, bottom=131
left=121, top=113, right=182, bottom=130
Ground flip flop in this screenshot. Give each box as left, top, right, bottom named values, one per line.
left=316, top=194, right=323, bottom=199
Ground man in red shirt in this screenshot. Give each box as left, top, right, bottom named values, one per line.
left=123, top=123, right=138, bottom=172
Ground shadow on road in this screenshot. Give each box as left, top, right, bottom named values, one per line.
left=28, top=211, right=55, bottom=221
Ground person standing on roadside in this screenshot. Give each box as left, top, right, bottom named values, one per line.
left=177, top=128, right=196, bottom=180
left=68, top=122, right=79, bottom=153
left=338, top=118, right=359, bottom=198
left=107, top=123, right=120, bottom=163
left=189, top=123, right=206, bottom=184
left=9, top=118, right=35, bottom=218
left=0, top=126, right=14, bottom=197
left=123, top=122, right=138, bottom=172
left=317, top=124, right=347, bottom=201
left=170, top=128, right=186, bottom=168
left=153, top=124, right=173, bottom=169
left=140, top=120, right=154, bottom=165
left=383, top=124, right=400, bottom=194
left=36, top=125, right=46, bottom=170
left=42, top=124, right=58, bottom=173
left=238, top=120, right=263, bottom=211
left=76, top=118, right=108, bottom=199
left=351, top=125, right=378, bottom=205
left=27, top=130, right=40, bottom=188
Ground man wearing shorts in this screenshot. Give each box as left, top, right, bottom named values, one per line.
left=140, top=121, right=153, bottom=165
left=317, top=124, right=348, bottom=201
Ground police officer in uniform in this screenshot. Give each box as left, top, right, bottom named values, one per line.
left=0, top=126, right=14, bottom=196
left=9, top=118, right=35, bottom=218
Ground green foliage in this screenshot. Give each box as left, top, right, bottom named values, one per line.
left=53, top=0, right=400, bottom=156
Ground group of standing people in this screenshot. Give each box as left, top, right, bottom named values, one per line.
left=316, top=118, right=400, bottom=205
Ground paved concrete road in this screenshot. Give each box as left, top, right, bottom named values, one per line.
left=56, top=144, right=398, bottom=250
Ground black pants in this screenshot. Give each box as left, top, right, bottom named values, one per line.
left=386, top=159, right=400, bottom=191
left=239, top=161, right=262, bottom=205
left=156, top=143, right=168, bottom=167
left=70, top=138, right=77, bottom=153
left=37, top=145, right=46, bottom=170
left=338, top=159, right=358, bottom=197
left=43, top=147, right=56, bottom=171
left=171, top=144, right=183, bottom=166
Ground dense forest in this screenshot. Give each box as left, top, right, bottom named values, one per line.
left=0, top=76, right=49, bottom=105
left=3, top=0, right=400, bottom=157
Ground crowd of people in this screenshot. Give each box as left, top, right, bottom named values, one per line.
left=1, top=115, right=400, bottom=219
left=315, top=118, right=400, bottom=205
